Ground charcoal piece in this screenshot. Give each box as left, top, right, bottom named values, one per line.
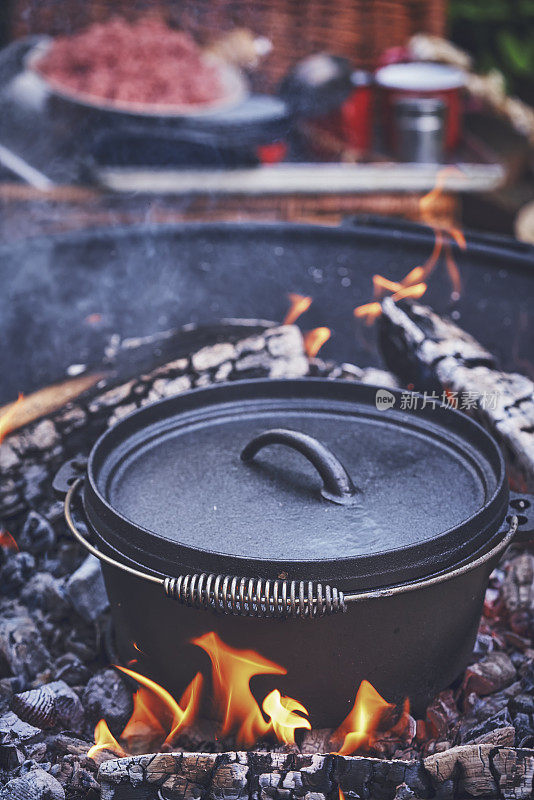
left=470, top=727, right=515, bottom=746
left=519, top=660, right=534, bottom=693
left=473, top=632, right=494, bottom=657
left=20, top=573, right=68, bottom=618
left=0, top=551, right=36, bottom=595
left=0, top=602, right=51, bottom=680
left=65, top=554, right=109, bottom=622
left=82, top=669, right=132, bottom=736
left=393, top=784, right=418, bottom=800
left=512, top=712, right=533, bottom=744
left=20, top=464, right=50, bottom=507
left=0, top=767, right=65, bottom=799
left=11, top=686, right=58, bottom=729
left=461, top=708, right=514, bottom=744
left=425, top=690, right=459, bottom=738
left=0, top=677, right=19, bottom=715
left=0, top=711, right=42, bottom=744
left=12, top=681, right=84, bottom=732
left=509, top=693, right=534, bottom=716
left=0, top=711, right=43, bottom=769
left=53, top=654, right=90, bottom=686
left=19, top=511, right=56, bottom=554
left=462, top=652, right=516, bottom=696
left=47, top=681, right=84, bottom=730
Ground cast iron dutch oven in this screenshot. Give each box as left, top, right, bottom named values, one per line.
left=56, top=378, right=532, bottom=726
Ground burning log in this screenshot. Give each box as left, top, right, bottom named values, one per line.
left=0, top=322, right=309, bottom=521
left=379, top=298, right=534, bottom=491
left=96, top=745, right=534, bottom=800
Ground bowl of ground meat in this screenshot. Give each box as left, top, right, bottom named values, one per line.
left=27, top=16, right=248, bottom=118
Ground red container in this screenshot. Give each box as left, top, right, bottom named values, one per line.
left=304, top=70, right=373, bottom=158
left=333, top=71, right=373, bottom=152
left=375, top=62, right=465, bottom=152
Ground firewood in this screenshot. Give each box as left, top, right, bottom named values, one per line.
left=0, top=323, right=309, bottom=521
left=471, top=726, right=516, bottom=746
left=379, top=298, right=534, bottom=491
left=0, top=373, right=105, bottom=435
left=96, top=745, right=534, bottom=800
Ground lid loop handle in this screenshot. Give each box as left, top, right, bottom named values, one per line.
left=241, top=427, right=359, bottom=506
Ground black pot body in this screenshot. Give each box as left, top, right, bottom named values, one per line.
left=101, top=546, right=498, bottom=726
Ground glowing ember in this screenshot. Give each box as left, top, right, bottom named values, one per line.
left=87, top=719, right=125, bottom=759
left=0, top=530, right=18, bottom=551
left=0, top=393, right=24, bottom=444
left=303, top=327, right=331, bottom=357
left=262, top=690, right=311, bottom=745
left=332, top=680, right=394, bottom=755
left=192, top=631, right=286, bottom=746
left=284, top=293, right=312, bottom=325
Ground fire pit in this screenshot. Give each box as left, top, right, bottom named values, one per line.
left=0, top=219, right=533, bottom=800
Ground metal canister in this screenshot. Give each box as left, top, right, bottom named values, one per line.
left=393, top=96, right=445, bottom=163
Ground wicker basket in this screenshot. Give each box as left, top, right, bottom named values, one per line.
left=9, top=0, right=446, bottom=90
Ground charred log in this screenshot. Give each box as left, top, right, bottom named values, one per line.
left=379, top=298, right=534, bottom=491
left=0, top=323, right=309, bottom=523
left=96, top=745, right=534, bottom=800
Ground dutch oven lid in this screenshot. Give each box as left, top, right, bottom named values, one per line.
left=85, top=379, right=507, bottom=592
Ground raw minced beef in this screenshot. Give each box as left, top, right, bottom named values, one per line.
left=36, top=16, right=225, bottom=107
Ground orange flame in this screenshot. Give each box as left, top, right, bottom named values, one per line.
left=88, top=635, right=403, bottom=757
left=303, top=327, right=331, bottom=357
left=166, top=672, right=203, bottom=745
left=339, top=789, right=346, bottom=800
left=353, top=168, right=466, bottom=322
left=116, top=666, right=203, bottom=749
left=262, top=690, right=311, bottom=745
left=354, top=283, right=427, bottom=325
left=284, top=293, right=312, bottom=325
left=332, top=680, right=394, bottom=755
left=87, top=719, right=126, bottom=759
left=0, top=393, right=24, bottom=444
left=0, top=530, right=18, bottom=551
left=192, top=631, right=286, bottom=746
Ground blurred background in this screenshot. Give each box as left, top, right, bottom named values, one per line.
left=0, top=0, right=533, bottom=240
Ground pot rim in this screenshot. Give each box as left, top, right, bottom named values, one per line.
left=83, top=378, right=508, bottom=592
